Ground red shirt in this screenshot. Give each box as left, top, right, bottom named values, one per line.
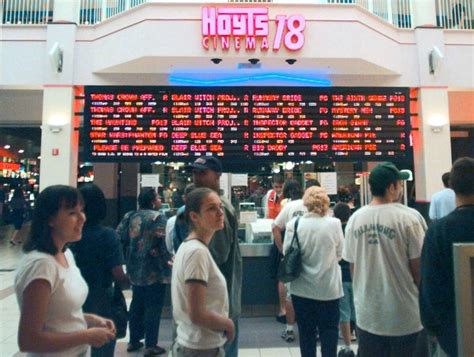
left=267, top=190, right=283, bottom=219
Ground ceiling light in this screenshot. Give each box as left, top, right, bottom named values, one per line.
left=18, top=149, right=25, bottom=154
left=4, top=145, right=11, bottom=149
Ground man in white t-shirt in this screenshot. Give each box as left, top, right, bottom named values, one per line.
left=342, top=162, right=427, bottom=356
left=272, top=179, right=317, bottom=342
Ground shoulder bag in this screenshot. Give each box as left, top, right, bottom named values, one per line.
left=277, top=217, right=302, bottom=283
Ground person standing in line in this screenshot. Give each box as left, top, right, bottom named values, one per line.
left=272, top=179, right=320, bottom=343
left=71, top=183, right=129, bottom=357
left=337, top=186, right=357, bottom=214
left=271, top=179, right=302, bottom=331
left=15, top=185, right=115, bottom=356
left=116, top=188, right=171, bottom=356
left=420, top=157, right=474, bottom=357
left=343, top=162, right=428, bottom=357
left=262, top=174, right=285, bottom=219
left=429, top=172, right=456, bottom=221
left=172, top=183, right=196, bottom=252
left=171, top=187, right=235, bottom=357
left=9, top=187, right=27, bottom=245
left=285, top=186, right=344, bottom=357
left=333, top=202, right=356, bottom=357
left=183, top=156, right=242, bottom=357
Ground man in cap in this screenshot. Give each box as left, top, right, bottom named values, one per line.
left=420, top=157, right=474, bottom=356
left=342, top=162, right=427, bottom=356
left=177, top=156, right=242, bottom=357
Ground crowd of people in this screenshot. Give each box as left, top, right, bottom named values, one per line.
left=11, top=155, right=474, bottom=357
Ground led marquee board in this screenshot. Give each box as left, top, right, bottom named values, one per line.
left=84, top=86, right=411, bottom=162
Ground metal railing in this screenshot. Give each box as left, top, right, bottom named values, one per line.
left=2, top=0, right=51, bottom=25
left=351, top=0, right=413, bottom=28
left=1, top=0, right=472, bottom=30
left=79, top=0, right=146, bottom=24
left=435, top=0, right=472, bottom=29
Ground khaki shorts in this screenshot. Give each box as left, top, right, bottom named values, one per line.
left=171, top=341, right=225, bottom=357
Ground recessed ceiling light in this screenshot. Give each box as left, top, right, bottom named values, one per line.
left=18, top=149, right=25, bottom=154
left=4, top=145, right=11, bottom=149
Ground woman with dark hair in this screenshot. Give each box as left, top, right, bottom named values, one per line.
left=9, top=187, right=27, bottom=245
left=171, top=187, right=234, bottom=357
left=70, top=184, right=129, bottom=357
left=116, top=187, right=170, bottom=356
left=14, top=185, right=115, bottom=356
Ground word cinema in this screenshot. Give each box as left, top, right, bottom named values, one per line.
left=201, top=7, right=306, bottom=51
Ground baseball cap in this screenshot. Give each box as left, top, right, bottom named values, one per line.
left=369, top=162, right=410, bottom=188
left=189, top=156, right=223, bottom=173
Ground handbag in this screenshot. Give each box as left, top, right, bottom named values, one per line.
left=111, top=284, right=128, bottom=339
left=277, top=217, right=302, bottom=283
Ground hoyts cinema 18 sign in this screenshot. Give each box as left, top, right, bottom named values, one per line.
left=201, top=7, right=305, bottom=51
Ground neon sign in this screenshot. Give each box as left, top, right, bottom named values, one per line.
left=201, top=7, right=305, bottom=51
left=0, top=162, right=21, bottom=171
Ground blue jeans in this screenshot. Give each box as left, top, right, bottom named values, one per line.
left=292, top=295, right=340, bottom=357
left=224, top=318, right=239, bottom=357
left=129, top=282, right=167, bottom=348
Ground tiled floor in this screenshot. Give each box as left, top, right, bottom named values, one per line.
left=0, top=226, right=357, bottom=357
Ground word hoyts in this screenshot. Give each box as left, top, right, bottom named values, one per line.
left=201, top=7, right=305, bottom=51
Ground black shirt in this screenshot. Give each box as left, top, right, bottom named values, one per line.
left=71, top=224, right=125, bottom=315
left=419, top=205, right=474, bottom=356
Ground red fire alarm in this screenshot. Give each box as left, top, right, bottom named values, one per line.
left=52, top=148, right=59, bottom=156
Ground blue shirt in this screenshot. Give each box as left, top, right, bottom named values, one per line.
left=429, top=188, right=456, bottom=220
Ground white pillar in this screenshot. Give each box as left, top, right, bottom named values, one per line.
left=411, top=0, right=437, bottom=27
left=40, top=87, right=79, bottom=190
left=414, top=88, right=452, bottom=201
left=53, top=0, right=80, bottom=23
left=413, top=27, right=452, bottom=201
left=40, top=0, right=79, bottom=190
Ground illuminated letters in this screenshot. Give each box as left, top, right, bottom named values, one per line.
left=201, top=7, right=305, bottom=51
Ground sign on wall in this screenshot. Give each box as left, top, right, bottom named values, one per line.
left=201, top=7, right=305, bottom=51
left=83, top=86, right=411, bottom=162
